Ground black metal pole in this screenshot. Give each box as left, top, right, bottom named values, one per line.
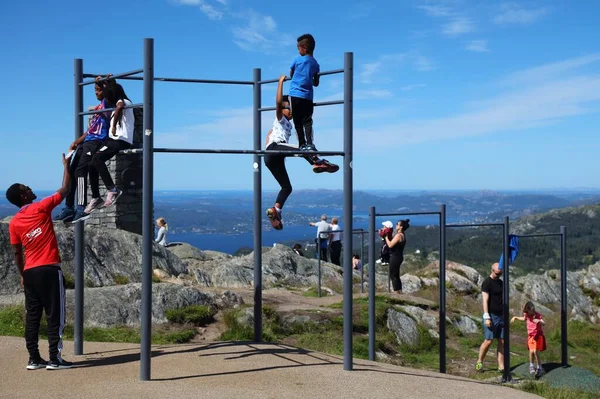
left=342, top=52, right=354, bottom=371
left=317, top=238, right=323, bottom=297
left=502, top=216, right=511, bottom=382
left=439, top=204, right=447, bottom=373
left=140, top=37, right=154, bottom=382
left=253, top=68, right=263, bottom=343
left=368, top=207, right=376, bottom=361
left=560, top=225, right=568, bottom=367
left=73, top=58, right=84, bottom=356
left=360, top=234, right=365, bottom=294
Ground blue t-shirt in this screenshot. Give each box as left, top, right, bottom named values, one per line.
left=289, top=55, right=320, bottom=101
left=84, top=99, right=109, bottom=142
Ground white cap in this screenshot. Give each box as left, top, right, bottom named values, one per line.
left=382, top=221, right=393, bottom=229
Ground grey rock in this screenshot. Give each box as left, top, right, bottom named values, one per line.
left=400, top=305, right=438, bottom=330
left=63, top=283, right=242, bottom=328
left=453, top=315, right=479, bottom=335
left=400, top=275, right=422, bottom=294
left=446, top=271, right=479, bottom=295
left=387, top=308, right=420, bottom=347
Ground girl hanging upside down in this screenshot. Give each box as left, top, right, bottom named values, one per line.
left=265, top=75, right=338, bottom=231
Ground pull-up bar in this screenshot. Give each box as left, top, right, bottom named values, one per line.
left=73, top=38, right=355, bottom=380
left=369, top=205, right=447, bottom=373
left=257, top=68, right=345, bottom=85
left=79, top=103, right=143, bottom=116
left=258, top=99, right=344, bottom=112
left=516, top=227, right=569, bottom=367
left=80, top=68, right=145, bottom=86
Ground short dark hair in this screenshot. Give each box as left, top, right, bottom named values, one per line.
left=297, top=34, right=316, bottom=54
left=6, top=183, right=24, bottom=207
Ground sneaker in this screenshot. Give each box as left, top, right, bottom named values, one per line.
left=26, top=357, right=48, bottom=370
left=313, top=160, right=339, bottom=174
left=46, top=358, right=73, bottom=370
left=529, top=365, right=536, bottom=375
left=475, top=361, right=483, bottom=372
left=536, top=366, right=544, bottom=377
left=53, top=207, right=75, bottom=223
left=104, top=188, right=122, bottom=208
left=71, top=208, right=92, bottom=224
left=84, top=197, right=104, bottom=214
left=266, top=207, right=283, bottom=230
left=305, top=143, right=318, bottom=152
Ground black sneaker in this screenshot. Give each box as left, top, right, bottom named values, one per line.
left=305, top=143, right=318, bottom=152
left=53, top=207, right=75, bottom=223
left=71, top=208, right=92, bottom=224
left=46, top=358, right=73, bottom=370
left=26, top=357, right=48, bottom=370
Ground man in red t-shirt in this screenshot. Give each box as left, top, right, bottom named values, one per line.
left=6, top=154, right=73, bottom=370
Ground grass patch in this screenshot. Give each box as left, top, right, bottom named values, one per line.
left=113, top=274, right=130, bottom=285
left=303, top=286, right=330, bottom=297
left=152, top=275, right=162, bottom=283
left=63, top=272, right=75, bottom=289
left=517, top=380, right=598, bottom=399
left=0, top=305, right=196, bottom=344
left=165, top=305, right=216, bottom=326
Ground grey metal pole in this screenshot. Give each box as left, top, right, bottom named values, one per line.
left=140, top=37, right=154, bottom=382
left=439, top=204, right=447, bottom=373
left=73, top=58, right=84, bottom=356
left=317, top=240, right=322, bottom=298
left=342, top=51, right=354, bottom=371
left=502, top=216, right=511, bottom=382
left=368, top=207, right=376, bottom=361
left=360, top=234, right=365, bottom=294
left=560, top=225, right=568, bottom=367
left=253, top=68, right=263, bottom=343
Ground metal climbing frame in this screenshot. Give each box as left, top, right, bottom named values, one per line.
left=314, top=228, right=368, bottom=298
left=517, top=227, right=568, bottom=367
left=368, top=205, right=447, bottom=372
left=446, top=218, right=511, bottom=382
left=73, top=38, right=355, bottom=381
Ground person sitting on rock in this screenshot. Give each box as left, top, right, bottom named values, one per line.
left=292, top=243, right=304, bottom=257
left=155, top=217, right=168, bottom=247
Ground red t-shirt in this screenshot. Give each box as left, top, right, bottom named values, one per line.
left=9, top=192, right=63, bottom=271
left=525, top=312, right=544, bottom=337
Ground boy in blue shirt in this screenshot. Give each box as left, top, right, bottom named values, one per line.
left=289, top=34, right=320, bottom=152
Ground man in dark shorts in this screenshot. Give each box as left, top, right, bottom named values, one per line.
left=476, top=262, right=504, bottom=372
left=6, top=154, right=74, bottom=370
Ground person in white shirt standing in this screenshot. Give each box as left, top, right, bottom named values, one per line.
left=328, top=217, right=342, bottom=265
left=265, top=75, right=338, bottom=231
left=310, top=214, right=331, bottom=261
left=84, top=77, right=135, bottom=217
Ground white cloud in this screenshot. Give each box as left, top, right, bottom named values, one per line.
left=465, top=40, right=490, bottom=53
left=442, top=17, right=475, bottom=37
left=418, top=4, right=454, bottom=18
left=170, top=1, right=290, bottom=54
left=354, top=73, right=600, bottom=149
left=359, top=52, right=433, bottom=83
left=400, top=84, right=426, bottom=92
left=173, top=0, right=224, bottom=20
left=359, top=61, right=384, bottom=84
left=502, top=54, right=600, bottom=87
left=494, top=3, right=552, bottom=25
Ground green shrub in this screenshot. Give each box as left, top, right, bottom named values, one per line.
left=152, top=275, right=162, bottom=283
left=113, top=274, right=130, bottom=285
left=165, top=305, right=215, bottom=326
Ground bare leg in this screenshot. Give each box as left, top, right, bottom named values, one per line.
left=497, top=338, right=504, bottom=369
left=477, top=339, right=493, bottom=363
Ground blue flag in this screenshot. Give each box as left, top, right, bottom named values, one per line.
left=499, top=235, right=520, bottom=270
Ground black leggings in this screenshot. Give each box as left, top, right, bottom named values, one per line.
left=75, top=140, right=103, bottom=207
left=390, top=255, right=404, bottom=292
left=89, top=139, right=132, bottom=197
left=264, top=142, right=315, bottom=208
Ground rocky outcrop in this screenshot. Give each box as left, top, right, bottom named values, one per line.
left=387, top=308, right=420, bottom=347
left=65, top=283, right=243, bottom=328
left=174, top=243, right=345, bottom=290
left=0, top=222, right=186, bottom=295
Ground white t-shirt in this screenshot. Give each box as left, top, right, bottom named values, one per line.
left=267, top=116, right=292, bottom=147
left=110, top=99, right=135, bottom=144
left=315, top=220, right=331, bottom=239
left=330, top=224, right=341, bottom=242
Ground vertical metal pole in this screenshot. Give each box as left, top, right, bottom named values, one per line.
left=439, top=205, right=447, bottom=373
left=317, top=240, right=322, bottom=298
left=368, top=207, right=376, bottom=361
left=73, top=58, right=84, bottom=356
left=342, top=52, right=354, bottom=371
left=360, top=233, right=365, bottom=294
left=253, top=68, right=263, bottom=342
left=560, top=226, right=568, bottom=367
left=140, top=37, right=154, bottom=382
left=502, top=216, right=511, bottom=382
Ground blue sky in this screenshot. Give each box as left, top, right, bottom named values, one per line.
left=1, top=0, right=599, bottom=192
